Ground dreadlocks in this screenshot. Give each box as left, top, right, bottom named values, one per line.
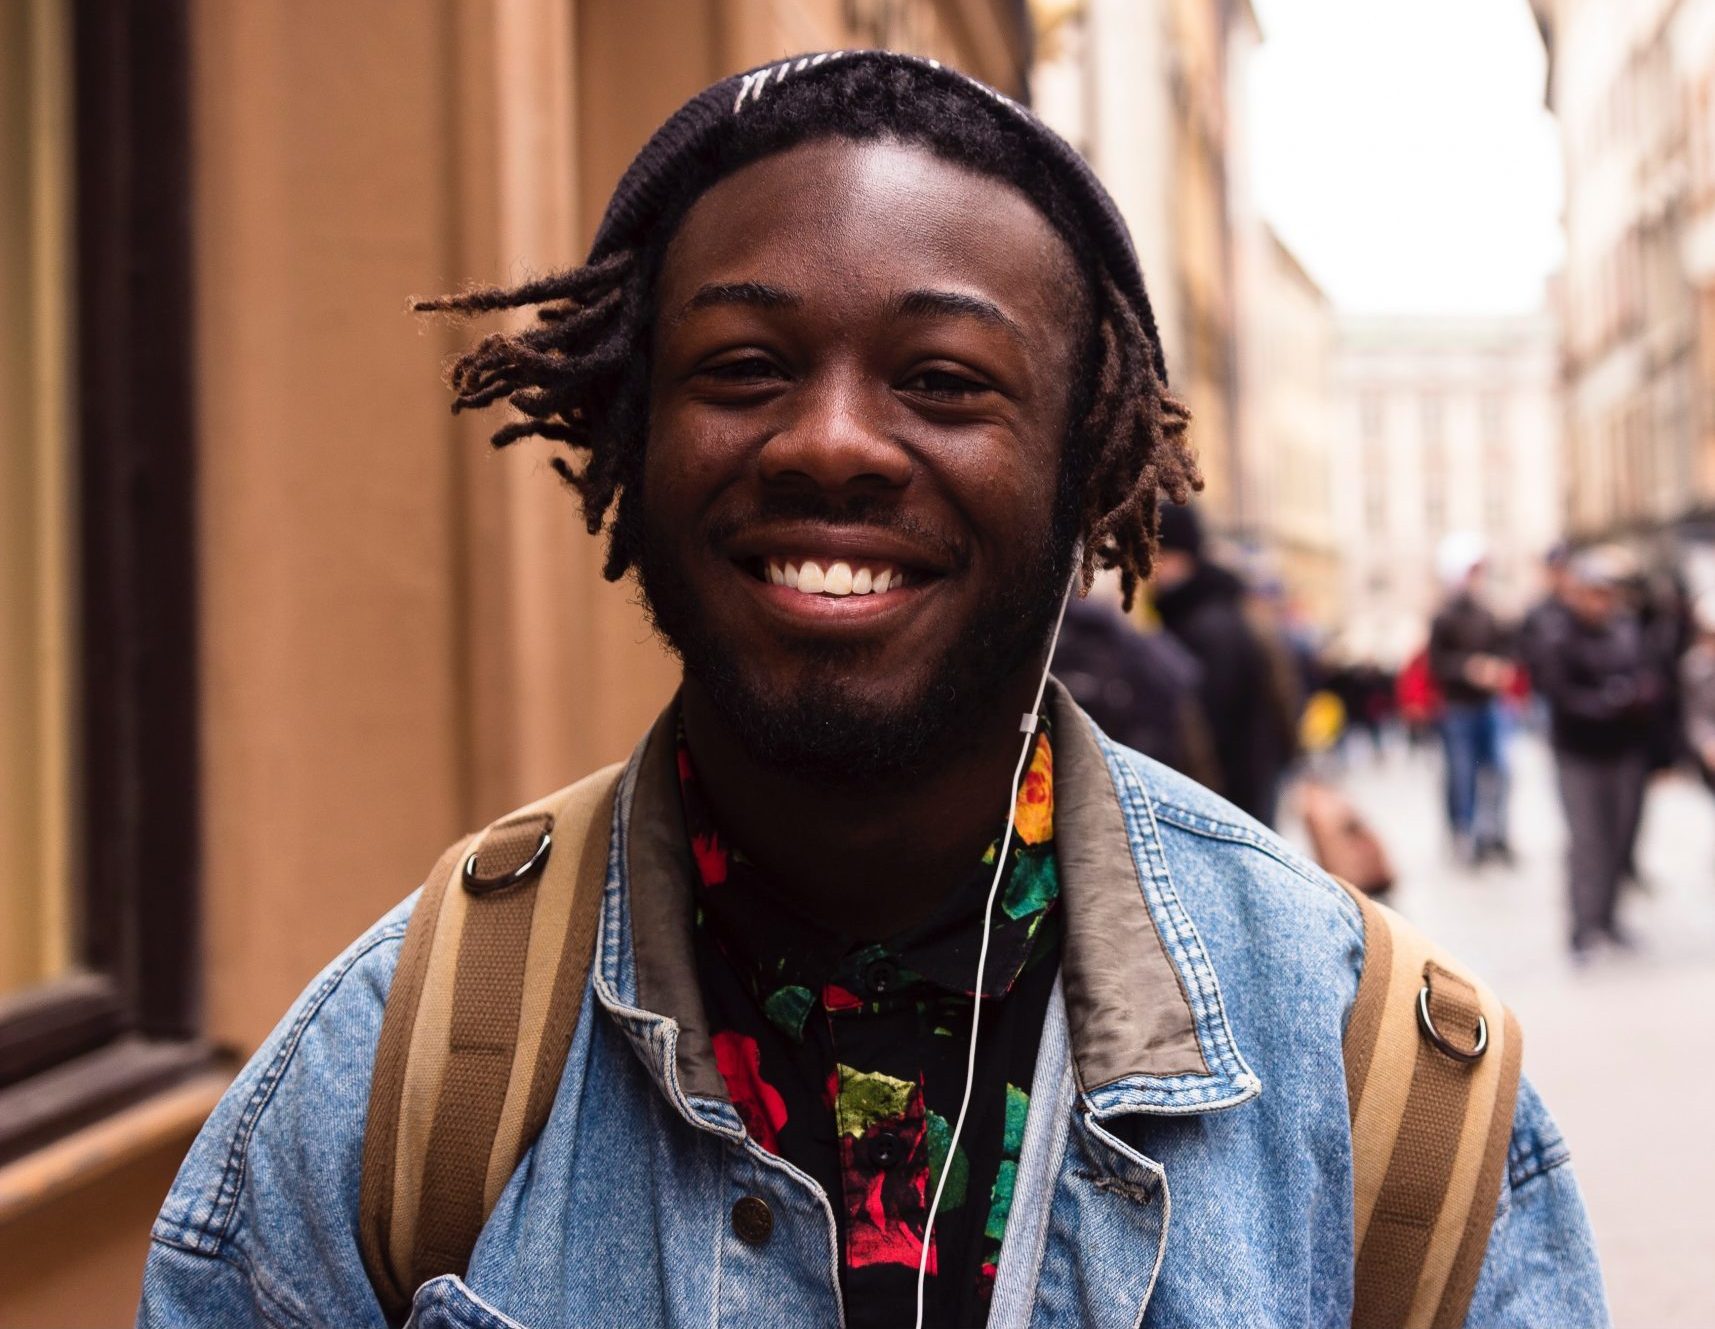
left=417, top=56, right=1200, bottom=608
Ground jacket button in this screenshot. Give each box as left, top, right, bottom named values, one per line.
left=732, top=1195, right=773, bottom=1246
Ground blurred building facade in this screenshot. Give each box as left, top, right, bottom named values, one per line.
left=1332, top=315, right=1562, bottom=665
left=1533, top=0, right=1705, bottom=540
left=1245, top=227, right=1341, bottom=631
left=0, top=3, right=1030, bottom=1324
left=1674, top=0, right=1715, bottom=517
left=1031, top=0, right=1260, bottom=529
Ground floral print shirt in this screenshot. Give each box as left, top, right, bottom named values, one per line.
left=677, top=719, right=1062, bottom=1329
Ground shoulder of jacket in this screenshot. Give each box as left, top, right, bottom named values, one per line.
left=151, top=893, right=419, bottom=1257
left=1103, top=740, right=1364, bottom=944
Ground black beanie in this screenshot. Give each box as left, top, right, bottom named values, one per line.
left=586, top=50, right=1171, bottom=387
left=1155, top=502, right=1203, bottom=556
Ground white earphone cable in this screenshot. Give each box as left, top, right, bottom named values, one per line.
left=913, top=566, right=1078, bottom=1329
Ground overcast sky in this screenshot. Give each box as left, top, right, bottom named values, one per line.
left=1247, top=0, right=1563, bottom=315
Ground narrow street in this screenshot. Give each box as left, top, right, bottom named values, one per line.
left=1286, top=732, right=1715, bottom=1328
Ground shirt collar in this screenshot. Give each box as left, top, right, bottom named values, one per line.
left=674, top=717, right=1061, bottom=1039
left=599, top=682, right=1257, bottom=1118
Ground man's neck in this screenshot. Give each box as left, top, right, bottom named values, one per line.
left=677, top=670, right=1045, bottom=940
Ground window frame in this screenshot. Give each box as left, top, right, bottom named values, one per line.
left=0, top=0, right=209, bottom=1166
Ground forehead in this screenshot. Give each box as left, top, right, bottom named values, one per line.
left=657, top=136, right=1082, bottom=333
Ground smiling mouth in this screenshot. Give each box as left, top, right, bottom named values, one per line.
left=750, top=557, right=917, bottom=598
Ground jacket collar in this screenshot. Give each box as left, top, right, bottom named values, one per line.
left=593, top=681, right=1258, bottom=1124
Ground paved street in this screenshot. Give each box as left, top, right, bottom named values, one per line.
left=1284, top=732, right=1715, bottom=1328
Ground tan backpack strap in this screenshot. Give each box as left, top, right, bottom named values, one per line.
left=358, top=763, right=622, bottom=1320
left=1340, top=881, right=1523, bottom=1329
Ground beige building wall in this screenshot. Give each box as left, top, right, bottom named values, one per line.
left=1034, top=0, right=1184, bottom=379
left=1332, top=315, right=1563, bottom=667
left=1031, top=0, right=1255, bottom=531
left=0, top=4, right=1028, bottom=1326
left=1537, top=0, right=1700, bottom=538
left=1249, top=229, right=1340, bottom=631
left=1672, top=0, right=1715, bottom=501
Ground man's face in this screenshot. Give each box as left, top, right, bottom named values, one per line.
left=1568, top=580, right=1617, bottom=625
left=639, top=136, right=1086, bottom=782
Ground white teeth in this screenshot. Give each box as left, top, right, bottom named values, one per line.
left=764, top=557, right=906, bottom=596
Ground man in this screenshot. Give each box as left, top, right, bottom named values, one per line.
left=1151, top=503, right=1298, bottom=825
left=139, top=54, right=1605, bottom=1329
left=1517, top=543, right=1572, bottom=691
left=1427, top=534, right=1516, bottom=865
left=1536, top=548, right=1660, bottom=957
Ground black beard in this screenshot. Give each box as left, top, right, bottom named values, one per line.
left=636, top=501, right=1074, bottom=788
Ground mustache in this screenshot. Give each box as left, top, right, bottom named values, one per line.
left=702, top=492, right=969, bottom=568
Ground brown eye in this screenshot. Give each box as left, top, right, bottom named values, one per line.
left=692, top=356, right=785, bottom=397
left=902, top=369, right=987, bottom=398
left=702, top=356, right=785, bottom=383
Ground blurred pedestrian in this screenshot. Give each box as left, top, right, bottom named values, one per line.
left=1680, top=592, right=1715, bottom=792
left=1637, top=567, right=1692, bottom=776
left=1152, top=503, right=1297, bottom=825
left=1053, top=571, right=1220, bottom=788
left=1427, top=533, right=1516, bottom=865
left=1517, top=543, right=1572, bottom=689
left=1395, top=644, right=1443, bottom=751
left=1327, top=658, right=1391, bottom=761
left=1536, top=548, right=1662, bottom=957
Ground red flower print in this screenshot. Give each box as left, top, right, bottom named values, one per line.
left=837, top=1077, right=937, bottom=1273
left=822, top=983, right=863, bottom=1012
left=711, top=1031, right=787, bottom=1154
left=690, top=833, right=728, bottom=887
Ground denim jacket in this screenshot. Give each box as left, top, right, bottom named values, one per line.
left=139, top=687, right=1608, bottom=1328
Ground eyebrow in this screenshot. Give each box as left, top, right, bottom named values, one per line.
left=673, top=281, right=1027, bottom=344
left=890, top=288, right=1026, bottom=343
left=676, top=281, right=800, bottom=323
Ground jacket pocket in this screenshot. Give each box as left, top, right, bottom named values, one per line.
left=403, top=1275, right=530, bottom=1329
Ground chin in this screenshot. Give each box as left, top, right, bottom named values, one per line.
left=694, top=651, right=962, bottom=785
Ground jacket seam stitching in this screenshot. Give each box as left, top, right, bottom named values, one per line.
left=192, top=919, right=410, bottom=1249
left=1509, top=1139, right=1572, bottom=1190
left=1115, top=766, right=1229, bottom=1078
left=1146, top=799, right=1365, bottom=936
left=147, top=1235, right=318, bottom=1329
left=1103, top=740, right=1261, bottom=1092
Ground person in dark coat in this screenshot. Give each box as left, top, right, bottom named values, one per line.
left=1053, top=572, right=1220, bottom=788
left=1535, top=548, right=1662, bottom=956
left=1517, top=543, right=1572, bottom=689
left=1427, top=535, right=1516, bottom=865
left=1151, top=503, right=1296, bottom=825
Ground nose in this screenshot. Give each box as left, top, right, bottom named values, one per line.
left=757, top=375, right=912, bottom=495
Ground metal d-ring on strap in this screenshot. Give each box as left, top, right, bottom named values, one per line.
left=1416, top=983, right=1488, bottom=1062
left=461, top=825, right=554, bottom=896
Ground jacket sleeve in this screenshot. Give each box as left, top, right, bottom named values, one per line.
left=1460, top=1077, right=1610, bottom=1328
left=1426, top=610, right=1467, bottom=693
left=136, top=899, right=415, bottom=1329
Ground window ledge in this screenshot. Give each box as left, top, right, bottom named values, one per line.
left=0, top=1065, right=229, bottom=1227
